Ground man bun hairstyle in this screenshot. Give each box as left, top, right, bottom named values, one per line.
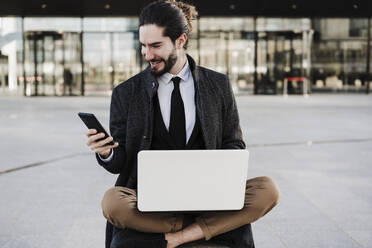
left=139, top=0, right=198, bottom=49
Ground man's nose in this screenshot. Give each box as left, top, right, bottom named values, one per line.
left=143, top=48, right=154, bottom=61
left=145, top=52, right=154, bottom=61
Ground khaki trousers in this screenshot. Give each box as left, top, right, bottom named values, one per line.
left=101, top=176, right=280, bottom=240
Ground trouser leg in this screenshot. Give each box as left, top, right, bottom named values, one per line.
left=101, top=186, right=183, bottom=233
left=195, top=176, right=280, bottom=240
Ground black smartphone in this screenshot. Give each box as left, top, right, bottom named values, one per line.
left=78, top=112, right=115, bottom=145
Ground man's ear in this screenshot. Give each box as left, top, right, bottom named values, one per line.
left=176, top=33, right=188, bottom=49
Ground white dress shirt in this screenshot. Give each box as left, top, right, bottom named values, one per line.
left=100, top=58, right=195, bottom=162
left=156, top=59, right=195, bottom=143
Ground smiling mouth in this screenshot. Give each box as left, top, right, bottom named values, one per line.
left=150, top=60, right=162, bottom=66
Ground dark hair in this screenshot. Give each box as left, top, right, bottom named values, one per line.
left=139, top=0, right=198, bottom=49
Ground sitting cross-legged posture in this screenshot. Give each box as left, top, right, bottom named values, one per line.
left=85, top=1, right=280, bottom=247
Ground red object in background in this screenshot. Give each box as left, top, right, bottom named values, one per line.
left=286, top=77, right=305, bottom=81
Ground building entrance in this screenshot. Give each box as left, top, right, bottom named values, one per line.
left=24, top=31, right=81, bottom=96
left=255, top=31, right=312, bottom=94
left=199, top=30, right=312, bottom=94
left=23, top=30, right=140, bottom=96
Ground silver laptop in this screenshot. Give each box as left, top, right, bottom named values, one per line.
left=137, top=150, right=249, bottom=212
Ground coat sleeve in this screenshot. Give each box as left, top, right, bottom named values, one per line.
left=221, top=75, right=246, bottom=149
left=95, top=84, right=130, bottom=174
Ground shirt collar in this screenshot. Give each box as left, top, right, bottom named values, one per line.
left=157, top=59, right=191, bottom=85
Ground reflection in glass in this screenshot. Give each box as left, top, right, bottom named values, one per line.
left=24, top=31, right=81, bottom=96
left=2, top=16, right=372, bottom=95
left=24, top=17, right=81, bottom=32
left=83, top=32, right=112, bottom=95
left=112, top=32, right=140, bottom=87
left=83, top=17, right=138, bottom=32
left=83, top=31, right=139, bottom=95
left=312, top=18, right=368, bottom=92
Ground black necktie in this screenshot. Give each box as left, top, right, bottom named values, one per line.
left=169, top=76, right=186, bottom=149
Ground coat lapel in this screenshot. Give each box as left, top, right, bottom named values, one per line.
left=143, top=67, right=159, bottom=99
left=187, top=55, right=216, bottom=149
left=140, top=67, right=158, bottom=148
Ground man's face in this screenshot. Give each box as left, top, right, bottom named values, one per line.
left=139, top=24, right=178, bottom=76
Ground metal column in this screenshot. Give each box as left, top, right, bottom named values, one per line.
left=366, top=18, right=371, bottom=94
left=80, top=17, right=85, bottom=96
left=253, top=17, right=258, bottom=95
left=22, top=17, right=26, bottom=96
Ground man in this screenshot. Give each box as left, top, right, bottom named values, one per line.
left=86, top=1, right=280, bottom=247
left=63, top=67, right=73, bottom=96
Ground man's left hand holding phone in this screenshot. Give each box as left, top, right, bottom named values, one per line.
left=78, top=112, right=119, bottom=160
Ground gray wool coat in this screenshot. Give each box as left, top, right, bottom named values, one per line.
left=96, top=54, right=245, bottom=187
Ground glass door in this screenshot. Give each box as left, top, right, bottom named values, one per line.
left=199, top=31, right=228, bottom=74
left=227, top=31, right=255, bottom=93
left=24, top=31, right=81, bottom=96
left=83, top=32, right=112, bottom=95
left=59, top=32, right=82, bottom=96
left=256, top=31, right=308, bottom=94
left=199, top=30, right=256, bottom=92
left=112, top=32, right=141, bottom=87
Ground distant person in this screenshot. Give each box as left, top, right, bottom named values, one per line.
left=85, top=1, right=280, bottom=247
left=63, top=68, right=73, bottom=96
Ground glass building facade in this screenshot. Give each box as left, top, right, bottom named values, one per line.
left=0, top=17, right=371, bottom=96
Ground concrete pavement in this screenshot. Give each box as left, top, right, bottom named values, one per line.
left=1, top=94, right=372, bottom=248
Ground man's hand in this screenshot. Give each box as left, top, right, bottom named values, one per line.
left=86, top=129, right=119, bottom=159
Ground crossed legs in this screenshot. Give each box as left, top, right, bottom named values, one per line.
left=101, top=176, right=280, bottom=247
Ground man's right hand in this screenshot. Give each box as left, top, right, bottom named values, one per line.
left=86, top=129, right=119, bottom=159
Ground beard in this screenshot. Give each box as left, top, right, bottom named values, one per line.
left=149, top=48, right=178, bottom=77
